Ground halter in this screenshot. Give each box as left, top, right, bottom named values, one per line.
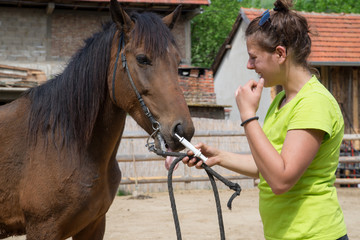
left=112, top=32, right=166, bottom=152
left=112, top=33, right=241, bottom=240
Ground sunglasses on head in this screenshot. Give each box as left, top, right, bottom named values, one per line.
left=259, top=9, right=270, bottom=26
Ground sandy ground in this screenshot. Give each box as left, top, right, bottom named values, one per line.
left=7, top=188, right=360, bottom=240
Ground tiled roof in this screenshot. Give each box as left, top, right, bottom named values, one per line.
left=77, top=0, right=210, bottom=5
left=242, top=8, right=360, bottom=65
left=0, top=0, right=209, bottom=11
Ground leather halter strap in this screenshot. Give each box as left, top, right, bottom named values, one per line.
left=112, top=32, right=161, bottom=132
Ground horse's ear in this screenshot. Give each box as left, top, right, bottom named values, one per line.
left=110, top=0, right=134, bottom=33
left=162, top=5, right=182, bottom=30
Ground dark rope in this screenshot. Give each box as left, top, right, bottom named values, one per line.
left=159, top=150, right=241, bottom=240
left=205, top=167, right=225, bottom=240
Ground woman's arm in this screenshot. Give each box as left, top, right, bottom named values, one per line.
left=244, top=120, right=324, bottom=194
left=235, top=78, right=325, bottom=194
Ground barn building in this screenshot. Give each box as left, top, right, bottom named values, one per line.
left=0, top=0, right=230, bottom=119
left=212, top=8, right=360, bottom=136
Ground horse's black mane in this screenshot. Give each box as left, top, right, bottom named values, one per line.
left=25, top=11, right=176, bottom=151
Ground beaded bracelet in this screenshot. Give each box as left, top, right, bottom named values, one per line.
left=240, top=116, right=259, bottom=127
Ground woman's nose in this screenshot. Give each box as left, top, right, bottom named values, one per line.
left=247, top=60, right=255, bottom=70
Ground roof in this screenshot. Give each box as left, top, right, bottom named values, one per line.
left=0, top=0, right=209, bottom=11
left=80, top=0, right=209, bottom=4
left=212, top=8, right=360, bottom=74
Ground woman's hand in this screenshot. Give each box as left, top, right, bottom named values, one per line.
left=182, top=142, right=221, bottom=169
left=182, top=143, right=259, bottom=178
left=235, top=78, right=264, bottom=121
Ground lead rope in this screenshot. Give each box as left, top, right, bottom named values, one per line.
left=155, top=150, right=242, bottom=240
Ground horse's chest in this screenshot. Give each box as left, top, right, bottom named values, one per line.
left=74, top=168, right=120, bottom=216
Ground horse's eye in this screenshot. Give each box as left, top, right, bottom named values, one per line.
left=136, top=55, right=152, bottom=66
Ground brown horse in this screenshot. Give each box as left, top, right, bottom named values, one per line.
left=0, top=0, right=194, bottom=239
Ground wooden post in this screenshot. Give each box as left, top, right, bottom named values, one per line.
left=353, top=68, right=359, bottom=150
left=320, top=66, right=329, bottom=88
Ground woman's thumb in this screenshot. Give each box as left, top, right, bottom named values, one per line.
left=257, top=78, right=264, bottom=92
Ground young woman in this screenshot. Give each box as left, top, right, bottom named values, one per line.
left=183, top=0, right=348, bottom=239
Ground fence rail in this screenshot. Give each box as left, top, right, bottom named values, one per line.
left=116, top=154, right=360, bottom=163
left=121, top=174, right=252, bottom=185
left=121, top=132, right=360, bottom=139
left=121, top=130, right=247, bottom=139
left=118, top=131, right=360, bottom=187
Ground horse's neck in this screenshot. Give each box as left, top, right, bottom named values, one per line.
left=88, top=96, right=126, bottom=163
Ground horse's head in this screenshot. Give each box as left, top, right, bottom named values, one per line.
left=109, top=0, right=195, bottom=164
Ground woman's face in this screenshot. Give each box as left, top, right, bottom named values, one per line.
left=246, top=37, right=282, bottom=87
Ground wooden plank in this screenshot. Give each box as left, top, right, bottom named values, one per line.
left=339, top=156, right=360, bottom=163
left=120, top=132, right=358, bottom=140
left=0, top=72, right=26, bottom=79
left=343, top=134, right=360, bottom=140
left=0, top=64, right=46, bottom=84
left=117, top=154, right=164, bottom=162
left=121, top=130, right=245, bottom=139
left=254, top=178, right=360, bottom=187
left=335, top=178, right=360, bottom=185
left=0, top=64, right=40, bottom=72
left=320, top=66, right=329, bottom=88
left=117, top=154, right=360, bottom=163
left=353, top=68, right=359, bottom=149
left=121, top=174, right=252, bottom=185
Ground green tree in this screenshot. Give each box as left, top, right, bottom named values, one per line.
left=294, top=0, right=360, bottom=13
left=190, top=0, right=242, bottom=68
left=191, top=0, right=360, bottom=68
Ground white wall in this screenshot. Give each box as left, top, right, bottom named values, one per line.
left=214, top=21, right=271, bottom=124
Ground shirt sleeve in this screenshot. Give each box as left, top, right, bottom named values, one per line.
left=288, top=92, right=334, bottom=138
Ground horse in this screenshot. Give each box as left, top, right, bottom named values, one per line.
left=0, top=0, right=194, bottom=239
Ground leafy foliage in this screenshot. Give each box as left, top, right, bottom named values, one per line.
left=190, top=0, right=242, bottom=67
left=294, top=0, right=360, bottom=13
left=191, top=0, right=360, bottom=68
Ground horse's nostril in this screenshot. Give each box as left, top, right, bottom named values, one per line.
left=174, top=123, right=185, bottom=137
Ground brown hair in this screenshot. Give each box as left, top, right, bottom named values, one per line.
left=245, top=0, right=312, bottom=69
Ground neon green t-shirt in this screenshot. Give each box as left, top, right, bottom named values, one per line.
left=260, top=76, right=347, bottom=240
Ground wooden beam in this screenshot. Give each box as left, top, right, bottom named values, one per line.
left=121, top=174, right=251, bottom=185
left=335, top=178, right=360, bottom=186
left=320, top=66, right=329, bottom=88
left=255, top=178, right=360, bottom=187
left=353, top=68, right=359, bottom=149
left=0, top=72, right=26, bottom=79
left=46, top=2, right=55, bottom=15
left=116, top=154, right=360, bottom=163
left=0, top=64, right=39, bottom=72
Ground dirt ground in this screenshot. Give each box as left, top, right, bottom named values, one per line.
left=7, top=188, right=360, bottom=240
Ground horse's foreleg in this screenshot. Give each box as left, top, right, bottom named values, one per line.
left=72, top=215, right=106, bottom=240
left=25, top=221, right=63, bottom=240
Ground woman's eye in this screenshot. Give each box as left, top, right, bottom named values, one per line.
left=136, top=55, right=152, bottom=66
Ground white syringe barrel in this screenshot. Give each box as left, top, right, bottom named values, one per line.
left=175, top=134, right=208, bottom=162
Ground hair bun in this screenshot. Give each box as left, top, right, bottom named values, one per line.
left=273, top=0, right=293, bottom=12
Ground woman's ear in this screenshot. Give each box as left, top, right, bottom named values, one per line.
left=275, top=46, right=287, bottom=64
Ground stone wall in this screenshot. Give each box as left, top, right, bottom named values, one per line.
left=179, top=68, right=216, bottom=104
left=0, top=5, right=220, bottom=117
left=0, top=7, right=48, bottom=62
left=0, top=6, right=188, bottom=63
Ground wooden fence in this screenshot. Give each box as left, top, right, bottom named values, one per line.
left=117, top=117, right=360, bottom=193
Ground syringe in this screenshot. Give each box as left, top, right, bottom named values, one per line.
left=175, top=133, right=208, bottom=162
